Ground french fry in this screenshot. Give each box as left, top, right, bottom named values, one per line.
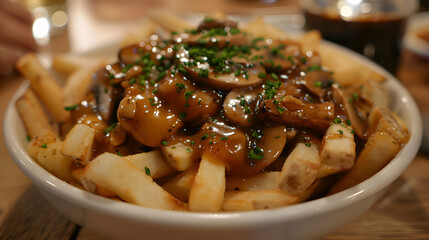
left=37, top=141, right=74, bottom=181
left=121, top=19, right=157, bottom=47
left=361, top=80, right=390, bottom=110
left=206, top=11, right=227, bottom=21
left=318, top=123, right=356, bottom=177
left=16, top=89, right=57, bottom=138
left=163, top=165, right=198, bottom=202
left=27, top=130, right=59, bottom=160
left=242, top=16, right=288, bottom=40
left=298, top=30, right=322, bottom=53
left=318, top=45, right=385, bottom=86
left=15, top=53, right=69, bottom=122
left=328, top=132, right=401, bottom=194
left=226, top=171, right=280, bottom=191
left=125, top=150, right=175, bottom=179
left=222, top=190, right=299, bottom=212
left=161, top=142, right=199, bottom=171
left=52, top=54, right=91, bottom=76
left=278, top=142, right=321, bottom=196
left=60, top=124, right=95, bottom=165
left=367, top=107, right=409, bottom=146
left=189, top=153, right=225, bottom=212
left=63, top=60, right=107, bottom=107
left=83, top=152, right=187, bottom=211
left=147, top=9, right=193, bottom=33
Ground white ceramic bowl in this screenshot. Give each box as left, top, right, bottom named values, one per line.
left=3, top=42, right=422, bottom=240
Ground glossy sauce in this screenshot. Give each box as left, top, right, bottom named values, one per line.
left=68, top=19, right=362, bottom=177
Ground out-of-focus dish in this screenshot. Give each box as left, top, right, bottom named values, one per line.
left=4, top=11, right=422, bottom=240
left=404, top=12, right=429, bottom=58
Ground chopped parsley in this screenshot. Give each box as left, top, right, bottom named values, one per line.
left=176, top=83, right=185, bottom=92
left=103, top=123, right=118, bottom=134
left=64, top=104, right=79, bottom=111
left=201, top=133, right=209, bottom=140
left=179, top=112, right=186, bottom=120
left=144, top=166, right=151, bottom=176
left=334, top=118, right=342, bottom=124
left=307, top=65, right=322, bottom=72
left=314, top=81, right=322, bottom=87
left=248, top=147, right=264, bottom=160
left=346, top=119, right=352, bottom=126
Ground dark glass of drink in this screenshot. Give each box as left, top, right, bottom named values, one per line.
left=300, top=0, right=418, bottom=74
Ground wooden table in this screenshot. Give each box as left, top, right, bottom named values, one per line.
left=1, top=1, right=429, bottom=239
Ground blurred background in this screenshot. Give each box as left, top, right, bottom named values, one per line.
left=3, top=0, right=428, bottom=72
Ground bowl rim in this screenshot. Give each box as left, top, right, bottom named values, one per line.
left=3, top=41, right=422, bottom=228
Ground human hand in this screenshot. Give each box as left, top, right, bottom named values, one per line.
left=0, top=0, right=37, bottom=75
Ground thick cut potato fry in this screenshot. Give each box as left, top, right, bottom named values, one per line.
left=121, top=19, right=157, bottom=47
left=16, top=89, right=57, bottom=138
left=60, top=124, right=95, bottom=165
left=241, top=16, right=287, bottom=39
left=226, top=171, right=280, bottom=191
left=28, top=130, right=59, bottom=160
left=15, top=53, right=69, bottom=122
left=148, top=9, right=193, bottom=33
left=189, top=153, right=226, bottom=212
left=63, top=60, right=107, bottom=106
left=318, top=123, right=356, bottom=177
left=38, top=141, right=74, bottom=181
left=318, top=45, right=385, bottom=87
left=163, top=165, right=198, bottom=202
left=126, top=150, right=175, bottom=179
left=298, top=30, right=321, bottom=53
left=83, top=152, right=187, bottom=211
left=161, top=142, right=199, bottom=171
left=279, top=142, right=321, bottom=196
left=368, top=107, right=409, bottom=146
left=52, top=54, right=91, bottom=76
left=222, top=190, right=299, bottom=212
left=328, top=132, right=400, bottom=194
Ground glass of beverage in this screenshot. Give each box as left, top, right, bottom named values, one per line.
left=300, top=0, right=418, bottom=74
left=21, top=0, right=68, bottom=46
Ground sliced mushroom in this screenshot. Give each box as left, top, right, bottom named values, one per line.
left=117, top=85, right=183, bottom=147
left=182, top=32, right=248, bottom=48
left=331, top=84, right=367, bottom=139
left=185, top=63, right=265, bottom=91
left=235, top=122, right=287, bottom=175
left=197, top=19, right=238, bottom=31
left=155, top=71, right=221, bottom=123
left=223, top=86, right=262, bottom=127
left=301, top=70, right=333, bottom=99
left=251, top=39, right=303, bottom=74
left=197, top=121, right=248, bottom=172
left=260, top=95, right=334, bottom=132
left=93, top=65, right=123, bottom=123
left=118, top=38, right=175, bottom=66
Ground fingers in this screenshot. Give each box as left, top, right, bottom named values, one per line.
left=0, top=2, right=37, bottom=52
left=0, top=42, right=22, bottom=75
left=0, top=0, right=34, bottom=24
left=0, top=0, right=37, bottom=75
